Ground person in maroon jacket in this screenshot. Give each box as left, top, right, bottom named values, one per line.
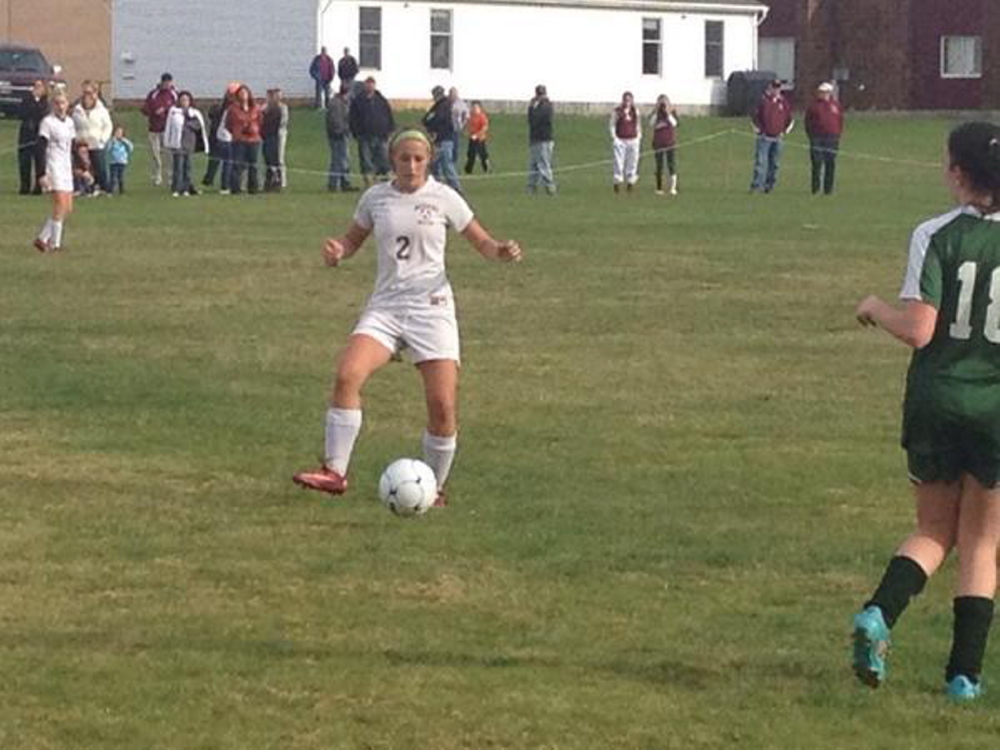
left=805, top=81, right=844, bottom=195
left=650, top=94, right=679, bottom=196
left=141, top=72, right=178, bottom=186
left=309, top=47, right=336, bottom=109
left=749, top=79, right=794, bottom=194
left=610, top=91, right=641, bottom=193
left=226, top=85, right=263, bottom=195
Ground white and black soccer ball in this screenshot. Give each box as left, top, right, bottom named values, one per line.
left=378, top=459, right=438, bottom=517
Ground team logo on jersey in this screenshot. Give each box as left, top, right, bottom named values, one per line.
left=414, top=203, right=439, bottom=225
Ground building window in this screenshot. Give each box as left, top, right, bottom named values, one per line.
left=359, top=7, right=382, bottom=70
left=642, top=18, right=661, bottom=76
left=705, top=20, right=724, bottom=78
left=941, top=36, right=982, bottom=78
left=759, top=37, right=795, bottom=86
left=431, top=9, right=452, bottom=70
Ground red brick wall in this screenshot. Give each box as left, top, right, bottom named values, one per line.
left=831, top=0, right=912, bottom=110
left=760, top=0, right=799, bottom=36
left=910, top=0, right=983, bottom=109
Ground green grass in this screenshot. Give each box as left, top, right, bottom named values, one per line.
left=2, top=107, right=998, bottom=748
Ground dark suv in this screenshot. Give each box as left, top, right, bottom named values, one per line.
left=0, top=45, right=65, bottom=116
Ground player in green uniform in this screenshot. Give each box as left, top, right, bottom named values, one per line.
left=852, top=122, right=1000, bottom=701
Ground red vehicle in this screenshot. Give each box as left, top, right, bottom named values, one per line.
left=0, top=44, right=65, bottom=117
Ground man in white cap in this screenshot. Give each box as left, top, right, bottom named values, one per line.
left=805, top=81, right=844, bottom=195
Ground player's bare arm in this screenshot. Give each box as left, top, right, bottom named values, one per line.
left=461, top=219, right=522, bottom=262
left=324, top=222, right=371, bottom=266
left=855, top=296, right=937, bottom=348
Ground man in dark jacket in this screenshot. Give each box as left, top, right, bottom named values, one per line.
left=326, top=84, right=356, bottom=192
left=338, top=48, right=359, bottom=94
left=310, top=47, right=335, bottom=109
left=349, top=77, right=394, bottom=186
left=141, top=72, right=178, bottom=186
left=18, top=80, right=48, bottom=195
left=421, top=85, right=461, bottom=192
left=749, top=79, right=794, bottom=193
left=527, top=84, right=556, bottom=194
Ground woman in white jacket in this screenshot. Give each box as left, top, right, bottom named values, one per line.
left=71, top=82, right=113, bottom=194
left=164, top=91, right=209, bottom=197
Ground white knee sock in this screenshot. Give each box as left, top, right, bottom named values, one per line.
left=325, top=408, right=362, bottom=475
left=50, top=220, right=64, bottom=249
left=38, top=218, right=53, bottom=242
left=422, top=431, right=457, bottom=488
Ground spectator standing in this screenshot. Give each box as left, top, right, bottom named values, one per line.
left=449, top=87, right=469, bottom=165
left=464, top=100, right=490, bottom=174
left=72, top=81, right=113, bottom=195
left=651, top=94, right=679, bottom=196
left=349, top=76, right=394, bottom=187
left=262, top=88, right=288, bottom=192
left=749, top=79, right=794, bottom=194
left=165, top=91, right=208, bottom=197
left=72, top=142, right=95, bottom=196
left=107, top=125, right=134, bottom=195
left=610, top=91, right=641, bottom=193
left=226, top=85, right=263, bottom=195
left=18, top=79, right=48, bottom=195
left=201, top=91, right=226, bottom=188
left=326, top=84, right=356, bottom=192
left=805, top=81, right=844, bottom=196
left=422, top=85, right=462, bottom=192
left=338, top=47, right=359, bottom=94
left=527, top=84, right=556, bottom=195
left=310, top=47, right=336, bottom=109
left=141, top=73, right=178, bottom=186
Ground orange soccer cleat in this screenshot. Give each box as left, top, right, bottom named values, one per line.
left=292, top=465, right=349, bottom=496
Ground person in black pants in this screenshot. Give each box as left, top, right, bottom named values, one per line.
left=805, top=82, right=844, bottom=195
left=18, top=80, right=48, bottom=195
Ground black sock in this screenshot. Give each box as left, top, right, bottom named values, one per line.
left=864, top=556, right=928, bottom=628
left=946, top=596, right=994, bottom=683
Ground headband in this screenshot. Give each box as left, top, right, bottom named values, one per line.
left=390, top=129, right=431, bottom=150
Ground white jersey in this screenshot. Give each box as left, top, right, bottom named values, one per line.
left=39, top=114, right=76, bottom=193
left=353, top=178, right=474, bottom=308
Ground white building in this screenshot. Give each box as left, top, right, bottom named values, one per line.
left=113, top=0, right=767, bottom=108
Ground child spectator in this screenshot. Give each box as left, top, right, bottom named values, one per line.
left=107, top=125, right=134, bottom=195
left=165, top=90, right=209, bottom=197
left=465, top=100, right=490, bottom=174
left=651, top=94, right=679, bottom=195
left=72, top=141, right=95, bottom=196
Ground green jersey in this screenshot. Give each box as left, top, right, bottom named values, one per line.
left=901, top=206, right=1000, bottom=483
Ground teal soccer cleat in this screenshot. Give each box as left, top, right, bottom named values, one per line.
left=852, top=606, right=891, bottom=688
left=945, top=675, right=982, bottom=702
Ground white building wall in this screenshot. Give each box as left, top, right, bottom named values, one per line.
left=113, top=0, right=319, bottom=100
left=320, top=1, right=759, bottom=106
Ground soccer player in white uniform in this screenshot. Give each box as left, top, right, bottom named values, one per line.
left=34, top=91, right=76, bottom=253
left=293, top=129, right=522, bottom=503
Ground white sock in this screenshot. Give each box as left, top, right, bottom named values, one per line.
left=422, top=431, right=457, bottom=488
left=324, top=408, right=362, bottom=475
left=50, top=220, right=64, bottom=249
left=38, top=218, right=53, bottom=242
left=670, top=175, right=678, bottom=193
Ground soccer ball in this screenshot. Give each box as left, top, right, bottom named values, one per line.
left=378, top=459, right=438, bottom=517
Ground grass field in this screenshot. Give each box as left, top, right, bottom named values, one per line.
left=2, top=106, right=999, bottom=749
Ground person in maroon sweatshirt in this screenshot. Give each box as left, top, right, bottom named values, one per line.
left=749, top=79, right=794, bottom=193
left=226, top=85, right=263, bottom=195
left=805, top=81, right=844, bottom=195
left=141, top=72, right=178, bottom=186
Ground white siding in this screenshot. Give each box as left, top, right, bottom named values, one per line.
left=321, top=1, right=759, bottom=106
left=113, top=0, right=319, bottom=100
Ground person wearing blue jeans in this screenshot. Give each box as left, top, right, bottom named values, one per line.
left=751, top=135, right=784, bottom=193
left=326, top=86, right=355, bottom=191
left=431, top=138, right=461, bottom=192
left=749, top=80, right=794, bottom=193
left=422, top=85, right=462, bottom=193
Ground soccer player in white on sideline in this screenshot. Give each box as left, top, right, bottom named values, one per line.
left=33, top=91, right=76, bottom=253
left=293, top=128, right=522, bottom=505
left=852, top=122, right=1000, bottom=702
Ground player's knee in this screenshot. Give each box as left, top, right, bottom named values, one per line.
left=334, top=364, right=367, bottom=397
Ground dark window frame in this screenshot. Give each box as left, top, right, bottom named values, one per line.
left=705, top=20, right=725, bottom=79
left=359, top=6, right=382, bottom=70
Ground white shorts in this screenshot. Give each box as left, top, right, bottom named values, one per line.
left=352, top=299, right=460, bottom=364
left=48, top=162, right=73, bottom=193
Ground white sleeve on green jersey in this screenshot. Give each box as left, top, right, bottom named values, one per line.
left=900, top=207, right=968, bottom=300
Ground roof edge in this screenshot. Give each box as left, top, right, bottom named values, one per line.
left=378, top=0, right=767, bottom=14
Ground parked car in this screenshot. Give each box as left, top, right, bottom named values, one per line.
left=0, top=44, right=65, bottom=117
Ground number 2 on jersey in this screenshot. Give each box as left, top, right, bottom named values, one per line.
left=949, top=261, right=1000, bottom=343
left=395, top=236, right=412, bottom=261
